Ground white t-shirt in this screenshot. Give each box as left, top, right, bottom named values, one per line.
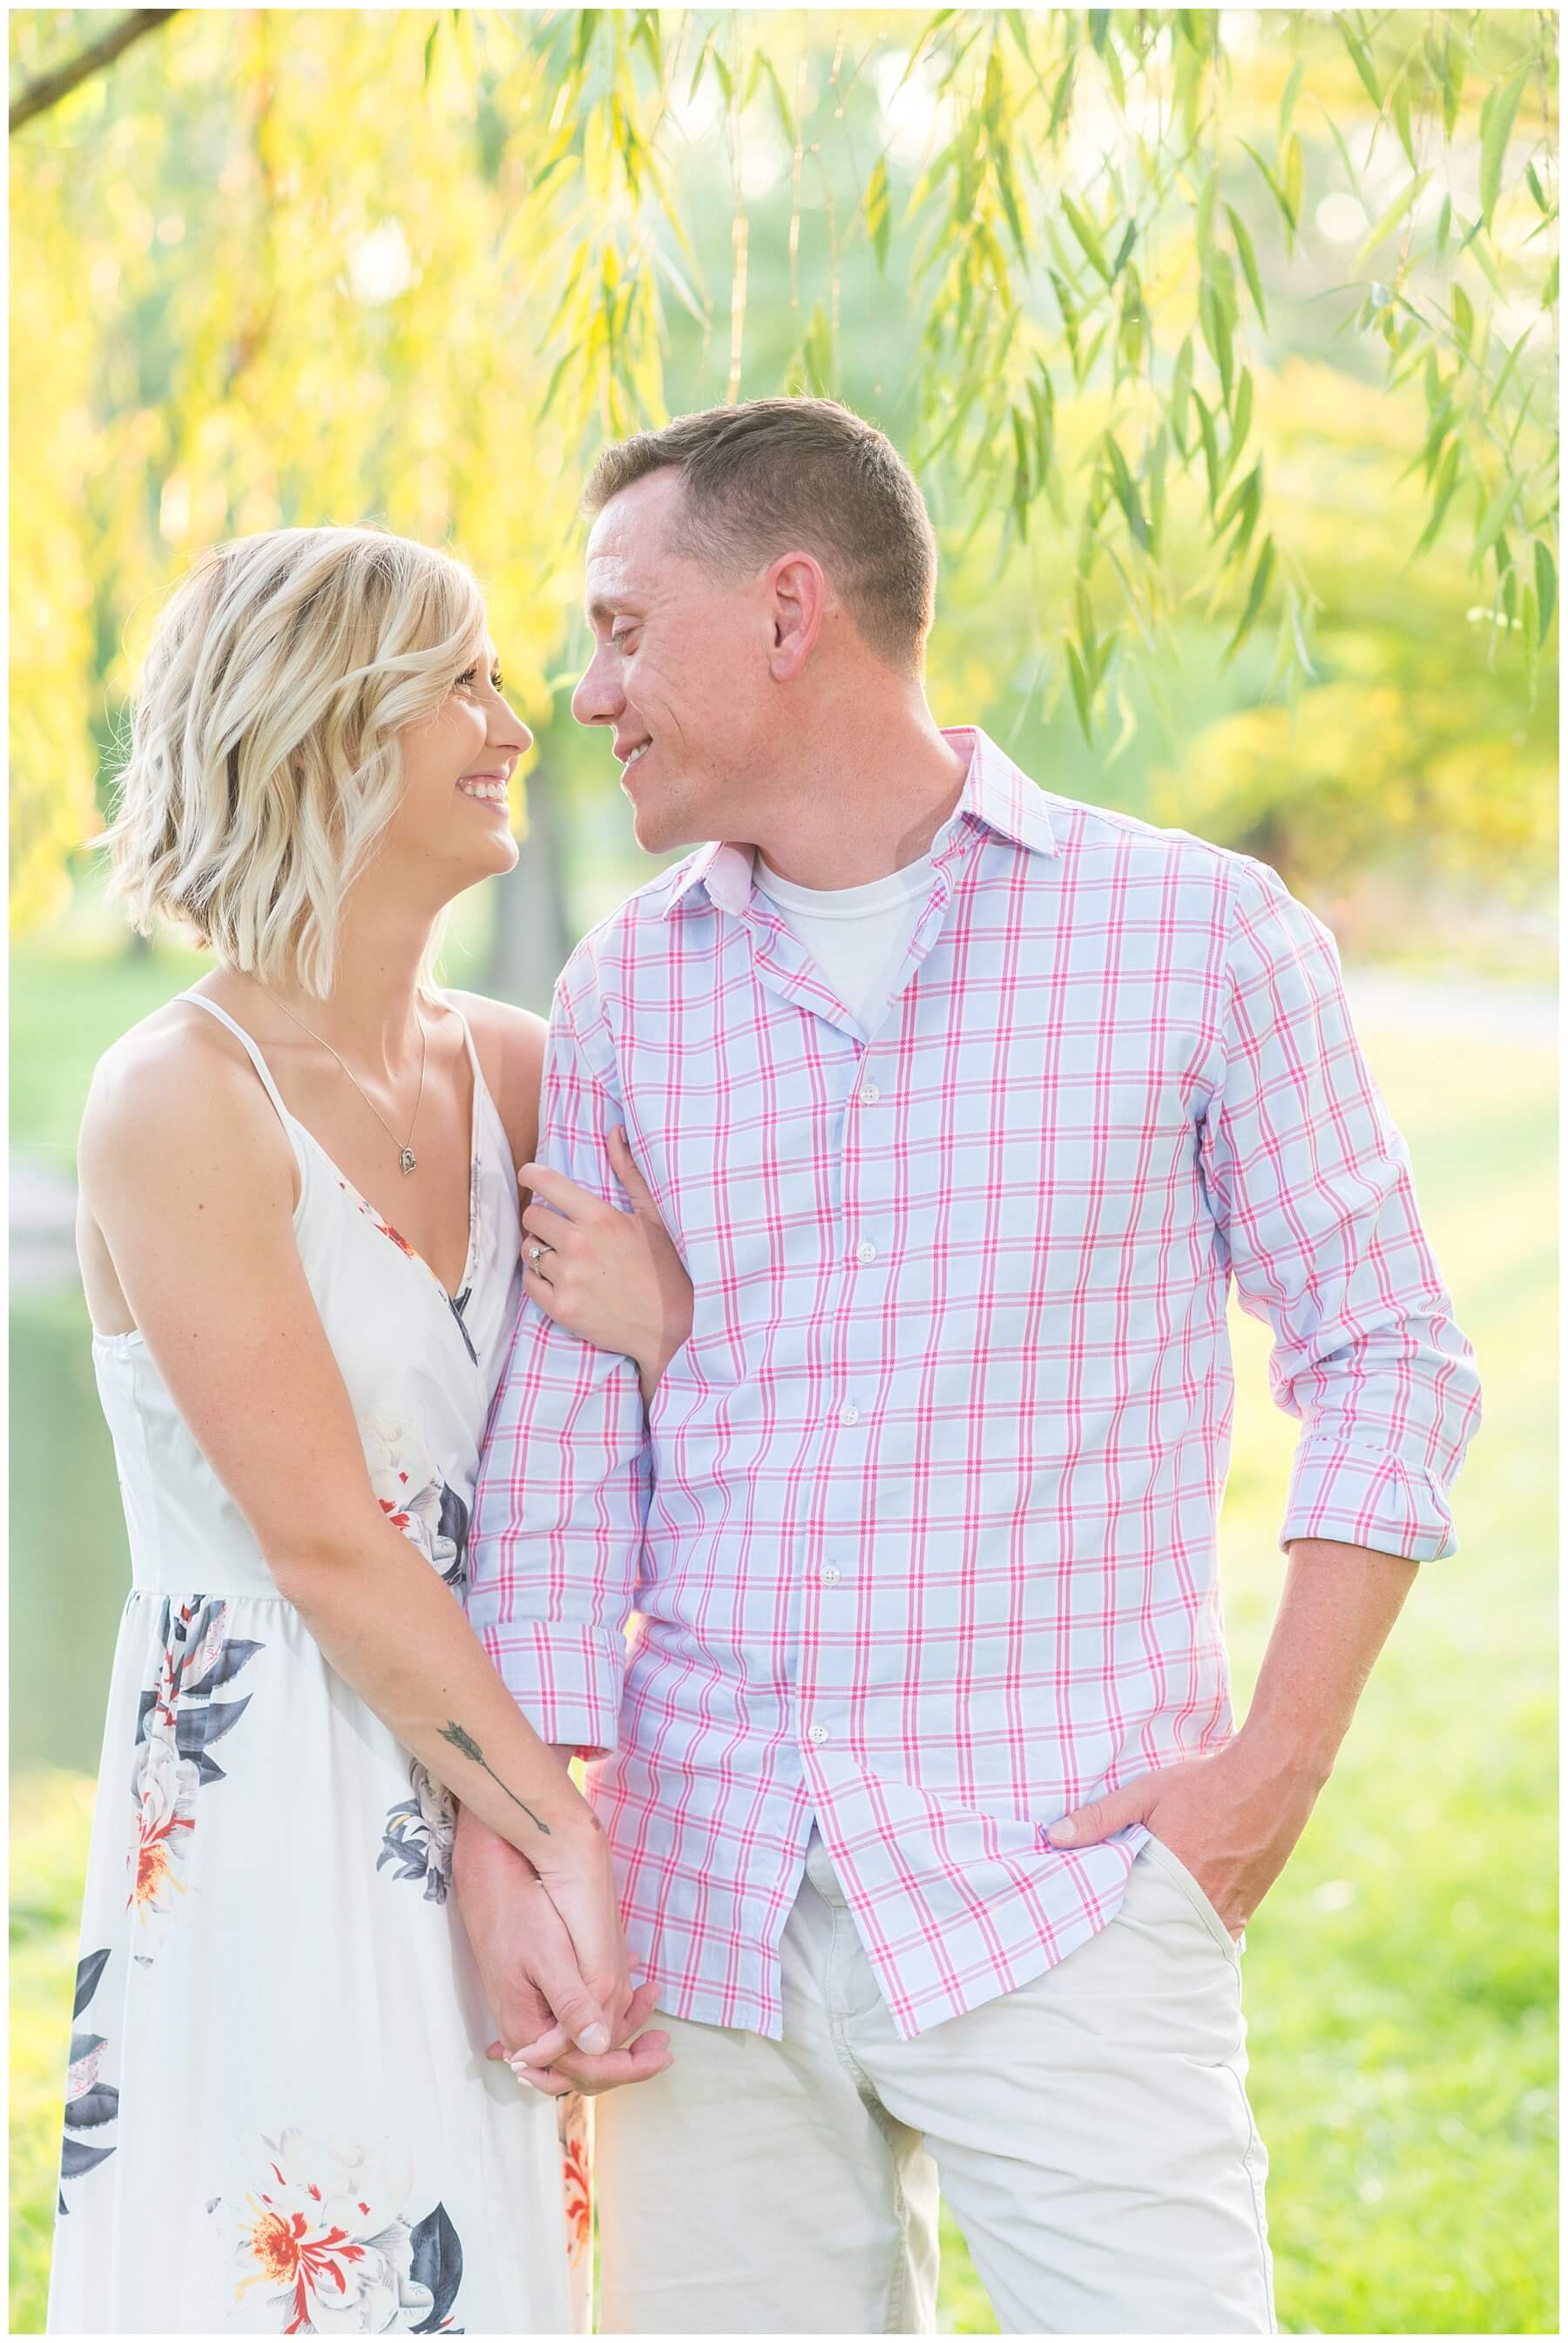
left=752, top=847, right=933, bottom=1034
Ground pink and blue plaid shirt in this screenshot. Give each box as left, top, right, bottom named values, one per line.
left=469, top=727, right=1479, bottom=2040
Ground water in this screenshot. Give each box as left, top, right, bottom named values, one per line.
left=10, top=1284, right=128, bottom=1773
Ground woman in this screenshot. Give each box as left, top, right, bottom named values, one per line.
left=49, top=526, right=690, bottom=2333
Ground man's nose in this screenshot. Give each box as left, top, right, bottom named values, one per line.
left=571, top=653, right=622, bottom=728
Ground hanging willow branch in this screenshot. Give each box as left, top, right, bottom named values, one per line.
left=7, top=6, right=1557, bottom=928
left=517, top=7, right=1556, bottom=741
left=10, top=10, right=179, bottom=135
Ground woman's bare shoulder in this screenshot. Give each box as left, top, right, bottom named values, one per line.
left=443, top=987, right=547, bottom=1059
left=79, top=996, right=291, bottom=1196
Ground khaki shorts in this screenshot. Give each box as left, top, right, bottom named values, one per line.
left=593, top=1830, right=1274, bottom=2334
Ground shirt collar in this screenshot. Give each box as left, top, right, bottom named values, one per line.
left=661, top=727, right=1059, bottom=922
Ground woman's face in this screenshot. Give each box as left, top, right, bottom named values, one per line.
left=381, top=627, right=531, bottom=899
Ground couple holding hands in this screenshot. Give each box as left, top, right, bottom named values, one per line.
left=51, top=397, right=1478, bottom=2336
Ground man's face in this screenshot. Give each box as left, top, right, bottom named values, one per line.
left=571, top=469, right=772, bottom=853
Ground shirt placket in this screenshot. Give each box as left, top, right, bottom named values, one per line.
left=783, top=818, right=977, bottom=1805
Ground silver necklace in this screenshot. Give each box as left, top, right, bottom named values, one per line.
left=267, top=992, right=429, bottom=1175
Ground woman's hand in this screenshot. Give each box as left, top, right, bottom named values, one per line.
left=455, top=1806, right=672, bottom=2098
left=519, top=1128, right=693, bottom=1399
left=493, top=1974, right=672, bottom=2099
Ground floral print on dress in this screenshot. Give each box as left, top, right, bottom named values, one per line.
left=334, top=1161, right=483, bottom=1368
left=336, top=1178, right=420, bottom=1266
left=362, top=1419, right=470, bottom=1592
left=230, top=2130, right=464, bottom=2333
left=57, top=1947, right=118, bottom=2214
left=558, top=2096, right=591, bottom=2272
left=378, top=1763, right=456, bottom=1905
left=129, top=1598, right=262, bottom=1942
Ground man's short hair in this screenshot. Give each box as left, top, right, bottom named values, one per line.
left=583, top=396, right=937, bottom=675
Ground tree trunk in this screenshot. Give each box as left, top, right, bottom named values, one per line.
left=480, top=759, right=573, bottom=1013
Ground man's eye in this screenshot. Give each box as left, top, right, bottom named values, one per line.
left=612, top=631, right=638, bottom=651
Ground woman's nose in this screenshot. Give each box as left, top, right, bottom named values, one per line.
left=492, top=703, right=532, bottom=755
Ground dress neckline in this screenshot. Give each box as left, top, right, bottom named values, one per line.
left=185, top=987, right=496, bottom=1310
left=90, top=991, right=516, bottom=1357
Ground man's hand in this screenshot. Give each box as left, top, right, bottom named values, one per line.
left=1048, top=1540, right=1421, bottom=1937
left=453, top=1804, right=672, bottom=2096
left=1044, top=1736, right=1325, bottom=1940
left=488, top=1974, right=672, bottom=2099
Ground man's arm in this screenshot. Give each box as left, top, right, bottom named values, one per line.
left=1242, top=1537, right=1416, bottom=1784
left=457, top=964, right=668, bottom=2084
left=464, top=966, right=652, bottom=1758
left=1047, top=860, right=1482, bottom=1925
left=1202, top=857, right=1481, bottom=1562
left=1048, top=1536, right=1417, bottom=1932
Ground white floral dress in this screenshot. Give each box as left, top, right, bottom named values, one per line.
left=48, top=992, right=590, bottom=2336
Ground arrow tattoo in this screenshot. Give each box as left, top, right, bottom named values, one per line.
left=438, top=1721, right=551, bottom=1834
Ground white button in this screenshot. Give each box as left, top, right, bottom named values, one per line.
left=820, top=1563, right=841, bottom=1586
left=808, top=1723, right=829, bottom=1744
left=859, top=1084, right=881, bottom=1104
left=840, top=1403, right=860, bottom=1425
left=855, top=1241, right=877, bottom=1264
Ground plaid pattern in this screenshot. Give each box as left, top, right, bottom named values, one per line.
left=469, top=728, right=1480, bottom=2041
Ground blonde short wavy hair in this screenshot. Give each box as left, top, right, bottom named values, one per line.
left=104, top=525, right=485, bottom=995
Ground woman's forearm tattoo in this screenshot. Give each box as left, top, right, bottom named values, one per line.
left=439, top=1721, right=551, bottom=1834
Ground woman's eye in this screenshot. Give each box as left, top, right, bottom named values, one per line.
left=455, top=666, right=477, bottom=688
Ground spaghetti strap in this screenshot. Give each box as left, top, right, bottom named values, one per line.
left=179, top=992, right=295, bottom=1136
left=432, top=992, right=515, bottom=1184
left=436, top=991, right=484, bottom=1087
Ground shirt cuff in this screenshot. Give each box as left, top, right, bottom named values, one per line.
left=1280, top=1437, right=1458, bottom=1562
left=474, top=1622, right=627, bottom=1758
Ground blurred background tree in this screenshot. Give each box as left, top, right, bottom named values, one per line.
left=8, top=12, right=1559, bottom=2333
left=9, top=5, right=1558, bottom=963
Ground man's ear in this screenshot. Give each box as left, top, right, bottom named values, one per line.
left=767, top=550, right=828, bottom=681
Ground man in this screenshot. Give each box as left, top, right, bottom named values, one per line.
left=457, top=397, right=1481, bottom=2333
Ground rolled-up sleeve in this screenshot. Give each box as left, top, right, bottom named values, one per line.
left=466, top=963, right=650, bottom=1753
left=1202, top=858, right=1482, bottom=1561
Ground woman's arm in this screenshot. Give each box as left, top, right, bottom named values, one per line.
left=79, top=1018, right=625, bottom=2054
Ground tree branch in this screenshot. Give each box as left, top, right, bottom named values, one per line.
left=10, top=10, right=179, bottom=135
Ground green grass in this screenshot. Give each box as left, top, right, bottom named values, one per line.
left=9, top=945, right=1558, bottom=2333
left=10, top=1776, right=96, bottom=2333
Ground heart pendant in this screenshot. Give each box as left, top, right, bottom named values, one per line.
left=398, top=1148, right=417, bottom=1175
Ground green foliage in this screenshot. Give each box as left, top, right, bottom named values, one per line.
left=1142, top=349, right=1556, bottom=897
left=7, top=9, right=1558, bottom=929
